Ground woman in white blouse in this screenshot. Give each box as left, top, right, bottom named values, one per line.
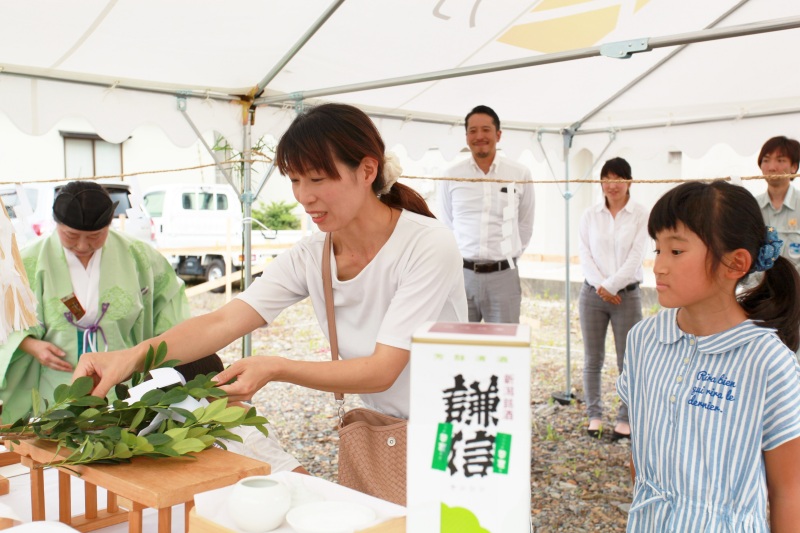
left=578, top=157, right=648, bottom=441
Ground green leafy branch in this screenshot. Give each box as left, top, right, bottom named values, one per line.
left=1, top=342, right=269, bottom=467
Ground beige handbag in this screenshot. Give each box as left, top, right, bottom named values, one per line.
left=322, top=232, right=407, bottom=506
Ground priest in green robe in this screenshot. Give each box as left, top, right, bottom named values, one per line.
left=0, top=181, right=191, bottom=423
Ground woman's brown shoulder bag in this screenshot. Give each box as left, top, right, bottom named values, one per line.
left=322, top=232, right=407, bottom=506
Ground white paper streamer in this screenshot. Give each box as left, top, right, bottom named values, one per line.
left=0, top=197, right=38, bottom=343
left=123, top=367, right=209, bottom=436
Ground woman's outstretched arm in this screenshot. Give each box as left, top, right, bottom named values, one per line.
left=73, top=299, right=266, bottom=397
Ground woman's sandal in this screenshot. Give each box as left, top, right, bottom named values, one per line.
left=611, top=430, right=631, bottom=442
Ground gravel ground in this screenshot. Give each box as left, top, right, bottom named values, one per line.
left=189, top=286, right=650, bottom=532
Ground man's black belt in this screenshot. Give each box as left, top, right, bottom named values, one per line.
left=463, top=259, right=512, bottom=273
left=585, top=280, right=639, bottom=292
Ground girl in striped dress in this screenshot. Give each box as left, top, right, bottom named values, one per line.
left=617, top=181, right=800, bottom=532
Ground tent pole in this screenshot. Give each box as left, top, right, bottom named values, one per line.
left=242, top=111, right=254, bottom=357
left=178, top=101, right=238, bottom=193
left=574, top=106, right=800, bottom=136
left=571, top=0, right=753, bottom=132
left=254, top=163, right=277, bottom=201
left=253, top=0, right=346, bottom=97
left=564, top=132, right=572, bottom=402
left=536, top=132, right=565, bottom=198
left=254, top=15, right=800, bottom=107
left=552, top=130, right=576, bottom=406
left=571, top=132, right=617, bottom=197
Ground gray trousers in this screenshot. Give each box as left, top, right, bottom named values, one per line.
left=463, top=267, right=521, bottom=323
left=579, top=281, right=642, bottom=424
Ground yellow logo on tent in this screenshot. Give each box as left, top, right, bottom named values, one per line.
left=498, top=0, right=651, bottom=53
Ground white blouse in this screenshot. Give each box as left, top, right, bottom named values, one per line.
left=578, top=199, right=649, bottom=294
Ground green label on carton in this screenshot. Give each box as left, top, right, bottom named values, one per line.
left=493, top=433, right=512, bottom=474
left=431, top=422, right=453, bottom=471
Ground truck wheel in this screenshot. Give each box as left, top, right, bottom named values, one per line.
left=206, top=259, right=226, bottom=293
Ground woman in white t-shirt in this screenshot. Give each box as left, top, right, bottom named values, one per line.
left=74, top=103, right=467, bottom=422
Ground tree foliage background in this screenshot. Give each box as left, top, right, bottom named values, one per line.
left=253, top=200, right=301, bottom=230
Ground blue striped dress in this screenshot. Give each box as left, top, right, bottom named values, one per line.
left=617, top=307, right=800, bottom=532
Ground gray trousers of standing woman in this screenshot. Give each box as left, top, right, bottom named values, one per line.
left=579, top=281, right=642, bottom=424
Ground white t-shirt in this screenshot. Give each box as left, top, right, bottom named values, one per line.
left=238, top=210, right=467, bottom=419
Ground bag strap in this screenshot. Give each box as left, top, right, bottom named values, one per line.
left=322, top=232, right=345, bottom=405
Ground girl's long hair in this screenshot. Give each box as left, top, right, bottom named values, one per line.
left=648, top=180, right=800, bottom=351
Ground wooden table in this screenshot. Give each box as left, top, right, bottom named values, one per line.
left=359, top=516, right=406, bottom=532
left=9, top=439, right=270, bottom=533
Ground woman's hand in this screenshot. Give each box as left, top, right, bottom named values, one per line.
left=213, top=356, right=283, bottom=402
left=72, top=348, right=143, bottom=399
left=21, top=338, right=72, bottom=372
left=597, top=286, right=621, bottom=305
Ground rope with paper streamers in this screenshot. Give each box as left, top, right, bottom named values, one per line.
left=402, top=173, right=799, bottom=185
left=0, top=156, right=274, bottom=187
left=1, top=162, right=791, bottom=335
left=0, top=165, right=796, bottom=188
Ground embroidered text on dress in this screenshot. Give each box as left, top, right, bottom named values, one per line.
left=686, top=370, right=738, bottom=413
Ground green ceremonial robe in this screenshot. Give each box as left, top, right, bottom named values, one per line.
left=0, top=230, right=191, bottom=423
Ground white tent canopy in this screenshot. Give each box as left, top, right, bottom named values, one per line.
left=2, top=0, right=799, bottom=160
left=3, top=0, right=799, bottom=370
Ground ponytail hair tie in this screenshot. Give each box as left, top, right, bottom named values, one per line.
left=752, top=226, right=783, bottom=272
left=379, top=151, right=402, bottom=195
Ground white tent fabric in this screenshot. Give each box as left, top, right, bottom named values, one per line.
left=1, top=0, right=799, bottom=159
left=3, top=0, right=798, bottom=385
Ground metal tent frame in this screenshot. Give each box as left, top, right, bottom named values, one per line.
left=3, top=0, right=800, bottom=367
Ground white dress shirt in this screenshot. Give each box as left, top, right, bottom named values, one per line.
left=578, top=199, right=649, bottom=294
left=438, top=155, right=535, bottom=261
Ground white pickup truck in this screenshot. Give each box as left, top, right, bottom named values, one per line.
left=143, top=184, right=303, bottom=287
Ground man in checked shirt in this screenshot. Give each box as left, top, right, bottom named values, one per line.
left=439, top=105, right=535, bottom=323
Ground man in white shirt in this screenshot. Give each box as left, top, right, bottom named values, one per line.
left=438, top=105, right=535, bottom=323
left=754, top=135, right=800, bottom=271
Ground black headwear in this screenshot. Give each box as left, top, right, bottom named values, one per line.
left=52, top=181, right=118, bottom=231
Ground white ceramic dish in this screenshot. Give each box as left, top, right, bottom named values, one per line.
left=285, top=501, right=377, bottom=533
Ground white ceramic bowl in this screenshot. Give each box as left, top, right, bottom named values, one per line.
left=228, top=476, right=292, bottom=533
left=285, top=501, right=377, bottom=533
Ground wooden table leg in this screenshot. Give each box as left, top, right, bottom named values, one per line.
left=0, top=475, right=8, bottom=496
left=158, top=506, right=171, bottom=533
left=85, top=481, right=98, bottom=520
left=184, top=500, right=194, bottom=533
left=21, top=458, right=45, bottom=521
left=107, top=491, right=119, bottom=513
left=58, top=470, right=72, bottom=524
left=128, top=502, right=144, bottom=533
